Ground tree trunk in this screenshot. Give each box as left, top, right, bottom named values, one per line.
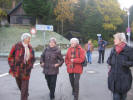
left=61, top=19, right=64, bottom=35
left=36, top=17, right=38, bottom=24
left=12, top=0, right=16, bottom=8
left=57, top=21, right=60, bottom=34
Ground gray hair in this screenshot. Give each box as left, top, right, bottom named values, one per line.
left=49, top=37, right=56, bottom=44
left=70, top=38, right=79, bottom=44
left=113, top=32, right=127, bottom=43
left=21, top=33, right=31, bottom=41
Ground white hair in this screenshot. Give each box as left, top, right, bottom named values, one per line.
left=70, top=38, right=79, bottom=44
left=113, top=32, right=127, bottom=43
left=21, top=33, right=31, bottom=41
left=49, top=37, right=57, bottom=44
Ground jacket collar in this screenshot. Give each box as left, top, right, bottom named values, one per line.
left=70, top=45, right=82, bottom=49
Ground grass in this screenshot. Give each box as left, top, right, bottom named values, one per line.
left=0, top=26, right=70, bottom=54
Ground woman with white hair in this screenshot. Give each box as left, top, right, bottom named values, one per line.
left=107, top=32, right=133, bottom=100
left=40, top=37, right=64, bottom=100
left=8, top=33, right=35, bottom=100
left=65, top=38, right=85, bottom=100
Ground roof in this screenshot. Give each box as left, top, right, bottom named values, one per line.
left=8, top=1, right=23, bottom=15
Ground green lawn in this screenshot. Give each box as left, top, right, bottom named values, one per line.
left=0, top=26, right=70, bottom=56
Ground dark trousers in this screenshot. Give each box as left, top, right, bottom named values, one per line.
left=45, top=74, right=57, bottom=98
left=98, top=50, right=105, bottom=63
left=15, top=77, right=29, bottom=100
left=69, top=73, right=80, bottom=100
left=113, top=92, right=127, bottom=100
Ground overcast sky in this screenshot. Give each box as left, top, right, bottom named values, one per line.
left=118, top=0, right=133, bottom=9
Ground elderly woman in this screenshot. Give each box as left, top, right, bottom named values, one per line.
left=65, top=38, right=85, bottom=100
left=107, top=33, right=133, bottom=100
left=40, top=37, right=64, bottom=100
left=8, top=33, right=35, bottom=100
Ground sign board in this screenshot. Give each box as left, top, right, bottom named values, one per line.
left=45, top=25, right=53, bottom=31
left=36, top=24, right=45, bottom=30
left=36, top=24, right=53, bottom=31
left=30, top=28, right=37, bottom=34
left=97, top=34, right=101, bottom=37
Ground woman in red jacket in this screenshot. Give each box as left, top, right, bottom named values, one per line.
left=65, top=38, right=85, bottom=100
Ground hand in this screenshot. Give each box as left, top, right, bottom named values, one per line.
left=41, top=63, right=44, bottom=67
left=10, top=72, right=14, bottom=77
left=55, top=64, right=60, bottom=67
left=71, top=59, right=74, bottom=62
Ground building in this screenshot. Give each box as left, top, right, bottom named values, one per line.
left=7, top=1, right=35, bottom=25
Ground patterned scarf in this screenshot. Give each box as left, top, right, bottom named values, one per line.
left=115, top=42, right=126, bottom=54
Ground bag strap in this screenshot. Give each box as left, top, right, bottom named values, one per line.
left=78, top=48, right=80, bottom=58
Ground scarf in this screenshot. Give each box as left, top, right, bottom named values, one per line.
left=115, top=42, right=126, bottom=54
left=71, top=47, right=76, bottom=59
left=22, top=42, right=30, bottom=63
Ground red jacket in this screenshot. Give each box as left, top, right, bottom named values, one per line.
left=8, top=42, right=35, bottom=80
left=65, top=45, right=85, bottom=74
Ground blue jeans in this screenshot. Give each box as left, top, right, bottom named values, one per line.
left=87, top=51, right=92, bottom=63
left=113, top=92, right=127, bottom=100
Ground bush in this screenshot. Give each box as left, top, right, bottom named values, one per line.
left=4, top=23, right=10, bottom=27
left=34, top=45, right=44, bottom=51
left=92, top=40, right=98, bottom=47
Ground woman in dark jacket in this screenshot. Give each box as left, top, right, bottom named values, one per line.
left=107, top=32, right=133, bottom=100
left=40, top=37, right=64, bottom=100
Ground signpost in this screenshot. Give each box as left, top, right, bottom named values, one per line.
left=126, top=27, right=131, bottom=46
left=36, top=24, right=54, bottom=48
left=30, top=27, right=37, bottom=37
left=36, top=24, right=53, bottom=31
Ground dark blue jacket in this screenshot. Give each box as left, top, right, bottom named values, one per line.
left=98, top=40, right=107, bottom=51
left=107, top=45, right=133, bottom=93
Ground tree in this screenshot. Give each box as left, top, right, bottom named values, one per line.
left=0, top=0, right=12, bottom=9
left=23, top=0, right=54, bottom=24
left=96, top=0, right=123, bottom=31
left=54, top=0, right=78, bottom=34
left=80, top=0, right=104, bottom=41
left=0, top=8, right=6, bottom=23
left=0, top=0, right=10, bottom=25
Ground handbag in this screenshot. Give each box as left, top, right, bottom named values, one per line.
left=81, top=56, right=87, bottom=67
left=78, top=48, right=87, bottom=67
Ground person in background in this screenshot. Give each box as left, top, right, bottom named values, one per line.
left=65, top=38, right=85, bottom=100
left=98, top=38, right=107, bottom=64
left=40, top=37, right=64, bottom=100
left=85, top=40, right=94, bottom=64
left=8, top=33, right=35, bottom=100
left=107, top=32, right=133, bottom=100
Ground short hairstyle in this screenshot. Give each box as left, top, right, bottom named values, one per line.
left=113, top=32, right=127, bottom=43
left=21, top=33, right=31, bottom=41
left=70, top=38, right=79, bottom=44
left=49, top=37, right=56, bottom=44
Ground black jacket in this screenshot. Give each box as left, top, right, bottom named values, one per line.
left=107, top=45, right=133, bottom=93
left=40, top=46, right=64, bottom=75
